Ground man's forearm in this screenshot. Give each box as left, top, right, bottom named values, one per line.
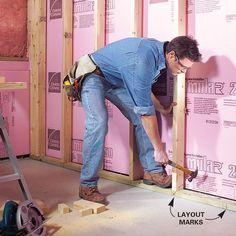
left=151, top=93, right=164, bottom=112
left=151, top=92, right=176, bottom=115
left=140, top=115, right=163, bottom=151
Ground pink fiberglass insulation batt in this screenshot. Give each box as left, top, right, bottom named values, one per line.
left=0, top=0, right=27, bottom=58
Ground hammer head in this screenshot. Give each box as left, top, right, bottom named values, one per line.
left=188, top=167, right=198, bottom=182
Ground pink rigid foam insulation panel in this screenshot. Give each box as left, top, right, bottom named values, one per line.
left=46, top=0, right=63, bottom=158
left=72, top=0, right=133, bottom=175
left=143, top=0, right=179, bottom=175
left=143, top=0, right=176, bottom=41
left=102, top=0, right=134, bottom=175
left=185, top=1, right=236, bottom=200
left=0, top=61, right=30, bottom=158
left=72, top=0, right=95, bottom=164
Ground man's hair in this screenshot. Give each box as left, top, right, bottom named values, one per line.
left=166, top=35, right=202, bottom=62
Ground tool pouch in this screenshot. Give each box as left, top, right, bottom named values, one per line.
left=63, top=54, right=97, bottom=101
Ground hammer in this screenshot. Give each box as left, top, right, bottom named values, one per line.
left=168, top=160, right=198, bottom=182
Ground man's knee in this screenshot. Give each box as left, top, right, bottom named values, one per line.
left=96, top=117, right=108, bottom=134
left=86, top=114, right=108, bottom=135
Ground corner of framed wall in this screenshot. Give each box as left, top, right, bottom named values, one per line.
left=28, top=0, right=46, bottom=159
left=171, top=0, right=187, bottom=194
left=61, top=0, right=73, bottom=163
left=128, top=0, right=144, bottom=181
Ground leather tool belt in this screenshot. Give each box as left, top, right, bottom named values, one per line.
left=63, top=54, right=103, bottom=101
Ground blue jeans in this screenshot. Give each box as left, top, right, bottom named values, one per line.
left=80, top=74, right=164, bottom=187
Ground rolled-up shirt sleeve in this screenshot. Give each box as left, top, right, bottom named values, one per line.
left=134, top=105, right=156, bottom=116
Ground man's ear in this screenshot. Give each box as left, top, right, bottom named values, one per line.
left=166, top=50, right=176, bottom=62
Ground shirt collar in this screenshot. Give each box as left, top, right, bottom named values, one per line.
left=158, top=41, right=169, bottom=71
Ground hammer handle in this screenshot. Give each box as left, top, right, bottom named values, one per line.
left=168, top=160, right=192, bottom=175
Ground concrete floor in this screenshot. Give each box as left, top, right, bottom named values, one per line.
left=1, top=158, right=236, bottom=236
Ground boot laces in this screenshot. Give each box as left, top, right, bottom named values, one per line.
left=88, top=186, right=99, bottom=194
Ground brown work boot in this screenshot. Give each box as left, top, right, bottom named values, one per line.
left=79, top=185, right=106, bottom=204
left=143, top=171, right=172, bottom=188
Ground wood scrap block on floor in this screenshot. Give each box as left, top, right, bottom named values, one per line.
left=58, top=203, right=71, bottom=215
left=77, top=207, right=93, bottom=217
left=73, top=199, right=107, bottom=214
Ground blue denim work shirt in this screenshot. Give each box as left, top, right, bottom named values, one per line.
left=91, top=37, right=167, bottom=116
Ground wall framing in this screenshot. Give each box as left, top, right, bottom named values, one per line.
left=28, top=0, right=236, bottom=211
left=171, top=1, right=186, bottom=194
left=28, top=0, right=46, bottom=159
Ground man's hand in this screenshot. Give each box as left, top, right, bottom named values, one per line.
left=151, top=93, right=177, bottom=116
left=158, top=102, right=177, bottom=116
left=154, top=149, right=169, bottom=165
